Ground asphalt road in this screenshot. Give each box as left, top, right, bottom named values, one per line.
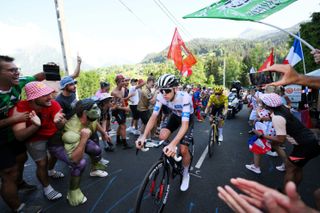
left=1, top=107, right=320, bottom=213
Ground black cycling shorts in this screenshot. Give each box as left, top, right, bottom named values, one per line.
left=211, top=105, right=224, bottom=117
left=112, top=109, right=126, bottom=125
left=288, top=141, right=320, bottom=167
left=161, top=113, right=194, bottom=147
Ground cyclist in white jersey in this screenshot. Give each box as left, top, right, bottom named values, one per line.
left=136, top=74, right=194, bottom=191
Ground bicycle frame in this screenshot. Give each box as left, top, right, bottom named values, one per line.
left=135, top=140, right=194, bottom=213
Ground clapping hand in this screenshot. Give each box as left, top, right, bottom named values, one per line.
left=29, top=110, right=41, bottom=127
left=54, top=109, right=65, bottom=124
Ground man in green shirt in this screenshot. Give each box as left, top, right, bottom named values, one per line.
left=0, top=55, right=44, bottom=212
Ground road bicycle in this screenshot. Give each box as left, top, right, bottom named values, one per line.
left=208, top=114, right=219, bottom=158
left=206, top=112, right=225, bottom=158
left=134, top=139, right=194, bottom=213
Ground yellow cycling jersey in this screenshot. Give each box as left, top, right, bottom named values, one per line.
left=208, top=94, right=228, bottom=108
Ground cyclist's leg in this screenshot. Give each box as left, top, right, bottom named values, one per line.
left=179, top=115, right=194, bottom=191
left=180, top=115, right=194, bottom=167
left=217, top=107, right=224, bottom=142
left=159, top=113, right=177, bottom=141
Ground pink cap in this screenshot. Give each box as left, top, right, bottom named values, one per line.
left=260, top=93, right=282, bottom=107
left=25, top=81, right=54, bottom=101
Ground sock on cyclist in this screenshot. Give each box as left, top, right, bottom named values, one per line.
left=181, top=166, right=190, bottom=191
left=218, top=128, right=223, bottom=136
left=183, top=166, right=189, bottom=175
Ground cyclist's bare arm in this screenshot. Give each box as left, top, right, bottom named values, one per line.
left=136, top=113, right=158, bottom=148
left=205, top=103, right=212, bottom=114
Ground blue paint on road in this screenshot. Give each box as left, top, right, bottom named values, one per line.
left=188, top=202, right=195, bottom=213
left=104, top=184, right=140, bottom=213
left=89, top=176, right=118, bottom=213
left=43, top=169, right=123, bottom=212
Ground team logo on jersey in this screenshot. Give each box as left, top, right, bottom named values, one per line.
left=174, top=105, right=183, bottom=109
left=182, top=112, right=190, bottom=118
left=154, top=106, right=160, bottom=112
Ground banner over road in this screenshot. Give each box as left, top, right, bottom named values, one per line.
left=183, top=0, right=297, bottom=21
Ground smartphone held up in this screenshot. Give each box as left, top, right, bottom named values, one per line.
left=249, top=71, right=280, bottom=86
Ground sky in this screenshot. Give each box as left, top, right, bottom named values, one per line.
left=0, top=0, right=319, bottom=70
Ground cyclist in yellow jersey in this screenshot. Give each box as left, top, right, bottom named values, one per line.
left=205, top=85, right=228, bottom=143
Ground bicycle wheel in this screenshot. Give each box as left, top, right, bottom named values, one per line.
left=208, top=125, right=214, bottom=158
left=135, top=160, right=170, bottom=213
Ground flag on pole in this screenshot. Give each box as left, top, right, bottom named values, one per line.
left=183, top=0, right=297, bottom=21
left=258, top=48, right=274, bottom=72
left=167, top=28, right=197, bottom=77
left=283, top=33, right=304, bottom=66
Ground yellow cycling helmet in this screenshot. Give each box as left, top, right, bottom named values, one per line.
left=214, top=85, right=224, bottom=94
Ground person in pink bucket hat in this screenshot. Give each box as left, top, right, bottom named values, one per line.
left=25, top=81, right=55, bottom=101
left=9, top=81, right=66, bottom=201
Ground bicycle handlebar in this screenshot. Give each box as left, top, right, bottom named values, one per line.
left=136, top=140, right=182, bottom=162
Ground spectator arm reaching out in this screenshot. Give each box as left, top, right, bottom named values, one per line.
left=69, top=56, right=82, bottom=79
left=218, top=178, right=320, bottom=213
left=265, top=64, right=320, bottom=89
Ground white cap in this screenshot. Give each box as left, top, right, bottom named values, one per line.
left=99, top=93, right=113, bottom=101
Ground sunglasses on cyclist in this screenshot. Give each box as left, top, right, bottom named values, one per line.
left=160, top=88, right=173, bottom=94
left=215, top=93, right=222, bottom=95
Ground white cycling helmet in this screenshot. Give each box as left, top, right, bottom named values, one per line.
left=157, top=74, right=179, bottom=88
left=260, top=93, right=282, bottom=107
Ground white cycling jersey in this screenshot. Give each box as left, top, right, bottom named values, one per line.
left=153, top=91, right=194, bottom=121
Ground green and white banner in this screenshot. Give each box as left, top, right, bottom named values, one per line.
left=183, top=0, right=297, bottom=21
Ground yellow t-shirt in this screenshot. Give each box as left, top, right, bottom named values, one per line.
left=208, top=94, right=228, bottom=108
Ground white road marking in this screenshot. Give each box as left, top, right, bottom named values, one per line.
left=195, top=145, right=208, bottom=169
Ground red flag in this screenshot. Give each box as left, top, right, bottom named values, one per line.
left=258, top=48, right=274, bottom=72
left=167, top=28, right=196, bottom=77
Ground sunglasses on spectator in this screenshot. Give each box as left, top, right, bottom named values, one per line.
left=160, top=88, right=173, bottom=94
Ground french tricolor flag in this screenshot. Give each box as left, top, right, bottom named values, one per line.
left=283, top=33, right=304, bottom=66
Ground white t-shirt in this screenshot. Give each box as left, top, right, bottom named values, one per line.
left=129, top=86, right=140, bottom=105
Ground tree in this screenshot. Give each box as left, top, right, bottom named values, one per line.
left=291, top=12, right=320, bottom=73
left=77, top=71, right=100, bottom=99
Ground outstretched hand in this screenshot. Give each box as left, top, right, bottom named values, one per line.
left=217, top=178, right=320, bottom=213
left=264, top=64, right=300, bottom=87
